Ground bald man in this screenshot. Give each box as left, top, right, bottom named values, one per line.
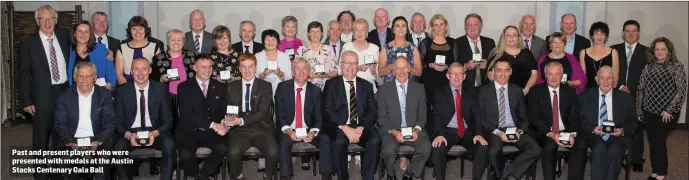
left=519, top=15, right=548, bottom=58
left=545, top=14, right=591, bottom=59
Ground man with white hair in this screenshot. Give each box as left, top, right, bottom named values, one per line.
left=184, top=9, right=213, bottom=53
left=367, top=8, right=394, bottom=50
left=519, top=15, right=548, bottom=58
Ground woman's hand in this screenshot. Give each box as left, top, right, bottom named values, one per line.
left=358, top=64, right=368, bottom=72
left=661, top=111, right=673, bottom=123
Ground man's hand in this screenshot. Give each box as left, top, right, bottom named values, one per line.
left=160, top=74, right=170, bottom=83
left=117, top=76, right=127, bottom=85
left=341, top=126, right=360, bottom=143
left=107, top=50, right=114, bottom=61
left=548, top=132, right=565, bottom=147
left=567, top=135, right=575, bottom=147
left=391, top=130, right=405, bottom=143
left=473, top=135, right=488, bottom=146
left=619, top=86, right=630, bottom=93
left=432, top=136, right=447, bottom=147
left=104, top=83, right=113, bottom=90
left=612, top=128, right=624, bottom=137
left=91, top=141, right=100, bottom=149
left=212, top=122, right=228, bottom=136
left=496, top=131, right=510, bottom=143
left=66, top=143, right=77, bottom=149
left=465, top=60, right=476, bottom=70
left=23, top=105, right=36, bottom=116
left=303, top=132, right=316, bottom=143
left=355, top=127, right=364, bottom=134
left=357, top=64, right=368, bottom=72
left=512, top=130, right=521, bottom=143
left=126, top=132, right=140, bottom=147
left=145, top=130, right=159, bottom=146
left=409, top=129, right=420, bottom=142
left=286, top=129, right=300, bottom=141
left=593, top=126, right=604, bottom=135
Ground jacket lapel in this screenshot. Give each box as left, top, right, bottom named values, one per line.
left=147, top=83, right=156, bottom=127
left=288, top=82, right=297, bottom=124
left=90, top=88, right=101, bottom=132
left=356, top=79, right=365, bottom=117
left=250, top=80, right=260, bottom=111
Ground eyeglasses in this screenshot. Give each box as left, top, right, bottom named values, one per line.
left=37, top=17, right=56, bottom=22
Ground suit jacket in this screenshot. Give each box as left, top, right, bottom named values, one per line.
left=455, top=35, right=496, bottom=88
left=177, top=78, right=227, bottom=131
left=527, top=35, right=548, bottom=59
left=527, top=84, right=579, bottom=136
left=323, top=38, right=346, bottom=60
left=226, top=78, right=275, bottom=134
left=546, top=34, right=591, bottom=59
left=68, top=44, right=117, bottom=86
left=106, top=35, right=122, bottom=56
left=477, top=82, right=529, bottom=133
left=18, top=28, right=71, bottom=108
left=274, top=80, right=323, bottom=131
left=431, top=85, right=480, bottom=138
left=232, top=41, right=265, bottom=55
left=54, top=86, right=115, bottom=145
left=323, top=76, right=378, bottom=134
left=611, top=43, right=648, bottom=98
left=408, top=32, right=429, bottom=47
left=184, top=31, right=213, bottom=53
left=367, top=28, right=394, bottom=51
left=376, top=80, right=426, bottom=133
left=578, top=88, right=637, bottom=136
left=114, top=81, right=172, bottom=134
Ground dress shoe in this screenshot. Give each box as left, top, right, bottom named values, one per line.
left=402, top=170, right=414, bottom=180
left=301, top=163, right=311, bottom=170
left=633, top=163, right=644, bottom=172
left=387, top=175, right=397, bottom=180
left=183, top=176, right=196, bottom=180
left=149, top=159, right=160, bottom=175
left=257, top=168, right=265, bottom=172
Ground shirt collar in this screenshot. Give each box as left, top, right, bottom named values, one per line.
left=242, top=78, right=255, bottom=85
left=522, top=35, right=533, bottom=41
left=494, top=81, right=508, bottom=90
left=295, top=81, right=306, bottom=89
left=242, top=41, right=253, bottom=47
left=395, top=79, right=408, bottom=87
left=625, top=42, right=638, bottom=49
left=77, top=87, right=95, bottom=97
left=193, top=31, right=203, bottom=37
left=567, top=35, right=575, bottom=42
left=137, top=81, right=150, bottom=91
left=39, top=31, right=55, bottom=41
left=94, top=33, right=106, bottom=39
left=342, top=32, right=352, bottom=37
left=450, top=85, right=462, bottom=93
left=599, top=89, right=612, bottom=97
left=330, top=39, right=341, bottom=46
left=468, top=36, right=480, bottom=43
left=343, top=76, right=357, bottom=83
left=413, top=32, right=425, bottom=39
left=548, top=85, right=560, bottom=94
left=196, top=78, right=208, bottom=85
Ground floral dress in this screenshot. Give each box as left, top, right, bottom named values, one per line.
left=378, top=42, right=417, bottom=86
left=296, top=44, right=337, bottom=90
left=209, top=51, right=241, bottom=83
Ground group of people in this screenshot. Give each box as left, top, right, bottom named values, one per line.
left=18, top=4, right=687, bottom=180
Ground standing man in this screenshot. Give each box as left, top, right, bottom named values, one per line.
left=91, top=11, right=121, bottom=57
left=546, top=14, right=591, bottom=59
left=18, top=5, right=71, bottom=179
left=367, top=8, right=394, bottom=50
left=324, top=51, right=381, bottom=180
left=455, top=13, right=496, bottom=88
left=184, top=9, right=213, bottom=53
left=224, top=54, right=278, bottom=180
left=477, top=59, right=541, bottom=180
left=232, top=20, right=265, bottom=55
left=519, top=15, right=547, bottom=59
left=409, top=12, right=428, bottom=47
left=338, top=10, right=356, bottom=43
left=610, top=20, right=648, bottom=172
left=527, top=62, right=579, bottom=180
left=176, top=54, right=229, bottom=180
left=324, top=20, right=345, bottom=61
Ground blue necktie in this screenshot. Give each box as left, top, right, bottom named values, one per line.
left=600, top=94, right=610, bottom=141
left=245, top=84, right=251, bottom=112
left=400, top=85, right=407, bottom=128
left=626, top=46, right=632, bottom=83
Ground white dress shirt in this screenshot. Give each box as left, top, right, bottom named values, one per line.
left=74, top=88, right=95, bottom=138
left=132, top=81, right=153, bottom=128
left=549, top=86, right=565, bottom=131
left=239, top=78, right=256, bottom=126
left=40, top=31, right=67, bottom=84
left=598, top=90, right=614, bottom=123
left=95, top=33, right=109, bottom=49
left=468, top=36, right=483, bottom=55
left=343, top=77, right=356, bottom=125
left=412, top=33, right=426, bottom=46
left=341, top=32, right=353, bottom=43
left=395, top=80, right=422, bottom=131
left=194, top=31, right=204, bottom=52
left=242, top=41, right=254, bottom=54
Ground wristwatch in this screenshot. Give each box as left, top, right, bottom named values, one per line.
left=517, top=129, right=524, bottom=135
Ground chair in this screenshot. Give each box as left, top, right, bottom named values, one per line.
left=176, top=147, right=226, bottom=180
left=232, top=146, right=277, bottom=180
left=378, top=145, right=426, bottom=180
left=290, top=142, right=319, bottom=176
left=487, top=145, right=538, bottom=180
left=127, top=148, right=163, bottom=179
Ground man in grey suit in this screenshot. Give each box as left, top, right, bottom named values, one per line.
left=184, top=9, right=213, bottom=53
left=324, top=20, right=345, bottom=61
left=377, top=57, right=431, bottom=180
left=520, top=15, right=548, bottom=59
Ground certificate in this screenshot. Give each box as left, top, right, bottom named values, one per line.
left=95, top=78, right=106, bottom=86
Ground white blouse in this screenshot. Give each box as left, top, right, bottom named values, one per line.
left=255, top=50, right=293, bottom=94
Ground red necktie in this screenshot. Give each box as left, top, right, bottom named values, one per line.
left=455, top=89, right=465, bottom=137
left=552, top=90, right=559, bottom=134
left=295, top=87, right=303, bottom=128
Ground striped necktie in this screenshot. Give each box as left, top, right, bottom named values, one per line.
left=347, top=81, right=358, bottom=125
left=600, top=94, right=610, bottom=141
left=194, top=34, right=201, bottom=52
left=625, top=45, right=633, bottom=83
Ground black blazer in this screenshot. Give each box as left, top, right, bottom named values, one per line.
left=367, top=28, right=394, bottom=50
left=54, top=86, right=115, bottom=145
left=226, top=78, right=275, bottom=134
left=323, top=76, right=377, bottom=134
left=232, top=41, right=265, bottom=55
left=431, top=85, right=480, bottom=138
left=455, top=35, right=496, bottom=88
left=578, top=88, right=637, bottom=136
left=106, top=35, right=122, bottom=56
left=274, top=80, right=322, bottom=131
left=18, top=28, right=71, bottom=108
left=114, top=81, right=172, bottom=134
left=611, top=43, right=648, bottom=98
left=527, top=84, right=580, bottom=136
left=546, top=34, right=591, bottom=59
left=476, top=82, right=529, bottom=133
left=177, top=78, right=227, bottom=131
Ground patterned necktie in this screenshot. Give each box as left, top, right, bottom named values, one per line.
left=245, top=84, right=251, bottom=112
left=201, top=81, right=207, bottom=97
left=139, top=89, right=146, bottom=128
left=524, top=39, right=530, bottom=50
left=498, top=87, right=506, bottom=128
left=626, top=45, right=633, bottom=83
left=400, top=85, right=407, bottom=128
left=455, top=89, right=465, bottom=137
left=347, top=81, right=358, bottom=125
left=332, top=45, right=338, bottom=58
left=416, top=37, right=422, bottom=46
left=473, top=40, right=482, bottom=87
left=552, top=90, right=560, bottom=134
left=47, top=38, right=59, bottom=82
left=295, top=87, right=303, bottom=128
left=600, top=94, right=610, bottom=141
left=244, top=45, right=251, bottom=54
left=97, top=37, right=103, bottom=44
left=194, top=34, right=201, bottom=52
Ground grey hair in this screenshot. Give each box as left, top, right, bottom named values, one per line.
left=464, top=13, right=483, bottom=28
left=91, top=11, right=107, bottom=21
left=543, top=61, right=563, bottom=74
left=292, top=57, right=310, bottom=71
left=341, top=50, right=359, bottom=63
left=447, top=62, right=466, bottom=74
left=35, top=4, right=58, bottom=20
left=73, top=61, right=97, bottom=76
left=596, top=65, right=613, bottom=76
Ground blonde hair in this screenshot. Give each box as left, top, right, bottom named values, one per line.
left=428, top=14, right=449, bottom=38
left=488, top=26, right=524, bottom=70
left=352, top=18, right=369, bottom=40
left=166, top=29, right=185, bottom=42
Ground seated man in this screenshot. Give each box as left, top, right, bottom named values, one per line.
left=224, top=54, right=278, bottom=180
left=477, top=59, right=541, bottom=180
left=568, top=66, right=637, bottom=180
left=377, top=57, right=431, bottom=180
left=113, top=57, right=176, bottom=179
left=176, top=54, right=228, bottom=179
left=54, top=62, right=115, bottom=180
left=430, top=62, right=488, bottom=180
left=527, top=62, right=579, bottom=180
left=324, top=51, right=381, bottom=180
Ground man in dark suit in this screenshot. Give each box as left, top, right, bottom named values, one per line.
left=223, top=54, right=278, bottom=180
left=409, top=12, right=429, bottom=47
left=184, top=9, right=213, bottom=53
left=568, top=66, right=637, bottom=180
left=54, top=62, right=115, bottom=180
left=455, top=13, right=496, bottom=88
left=18, top=6, right=71, bottom=179
left=546, top=14, right=591, bottom=59
left=275, top=58, right=332, bottom=180
left=91, top=11, right=120, bottom=58
left=367, top=8, right=394, bottom=50
left=176, top=54, right=228, bottom=180
left=232, top=20, right=265, bottom=55
left=324, top=51, right=381, bottom=180
left=113, top=57, right=176, bottom=179
left=519, top=15, right=548, bottom=59
left=377, top=57, right=431, bottom=180
left=610, top=20, right=648, bottom=171
left=477, top=59, right=541, bottom=180
left=527, top=62, right=579, bottom=180
left=430, top=63, right=488, bottom=180
left=324, top=20, right=345, bottom=61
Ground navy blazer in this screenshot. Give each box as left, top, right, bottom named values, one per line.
left=367, top=28, right=394, bottom=51
left=578, top=88, right=637, bottom=137
left=274, top=80, right=322, bottom=131
left=225, top=78, right=275, bottom=134
left=68, top=43, right=117, bottom=86
left=114, top=81, right=172, bottom=134
left=177, top=78, right=227, bottom=130
left=54, top=86, right=115, bottom=145
left=476, top=82, right=530, bottom=133
left=323, top=76, right=378, bottom=131
left=527, top=84, right=580, bottom=136
left=431, top=85, right=480, bottom=138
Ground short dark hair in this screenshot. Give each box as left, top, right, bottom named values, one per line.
left=493, top=59, right=511, bottom=69
left=307, top=21, right=323, bottom=34
left=71, top=20, right=96, bottom=53
left=622, top=20, right=640, bottom=32
left=337, top=10, right=356, bottom=21
left=391, top=16, right=410, bottom=38
left=261, top=29, right=281, bottom=45
left=126, top=16, right=151, bottom=40
left=194, top=53, right=213, bottom=64
left=589, top=21, right=609, bottom=39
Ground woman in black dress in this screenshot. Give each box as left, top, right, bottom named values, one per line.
left=579, top=22, right=619, bottom=89
left=487, top=25, right=537, bottom=94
